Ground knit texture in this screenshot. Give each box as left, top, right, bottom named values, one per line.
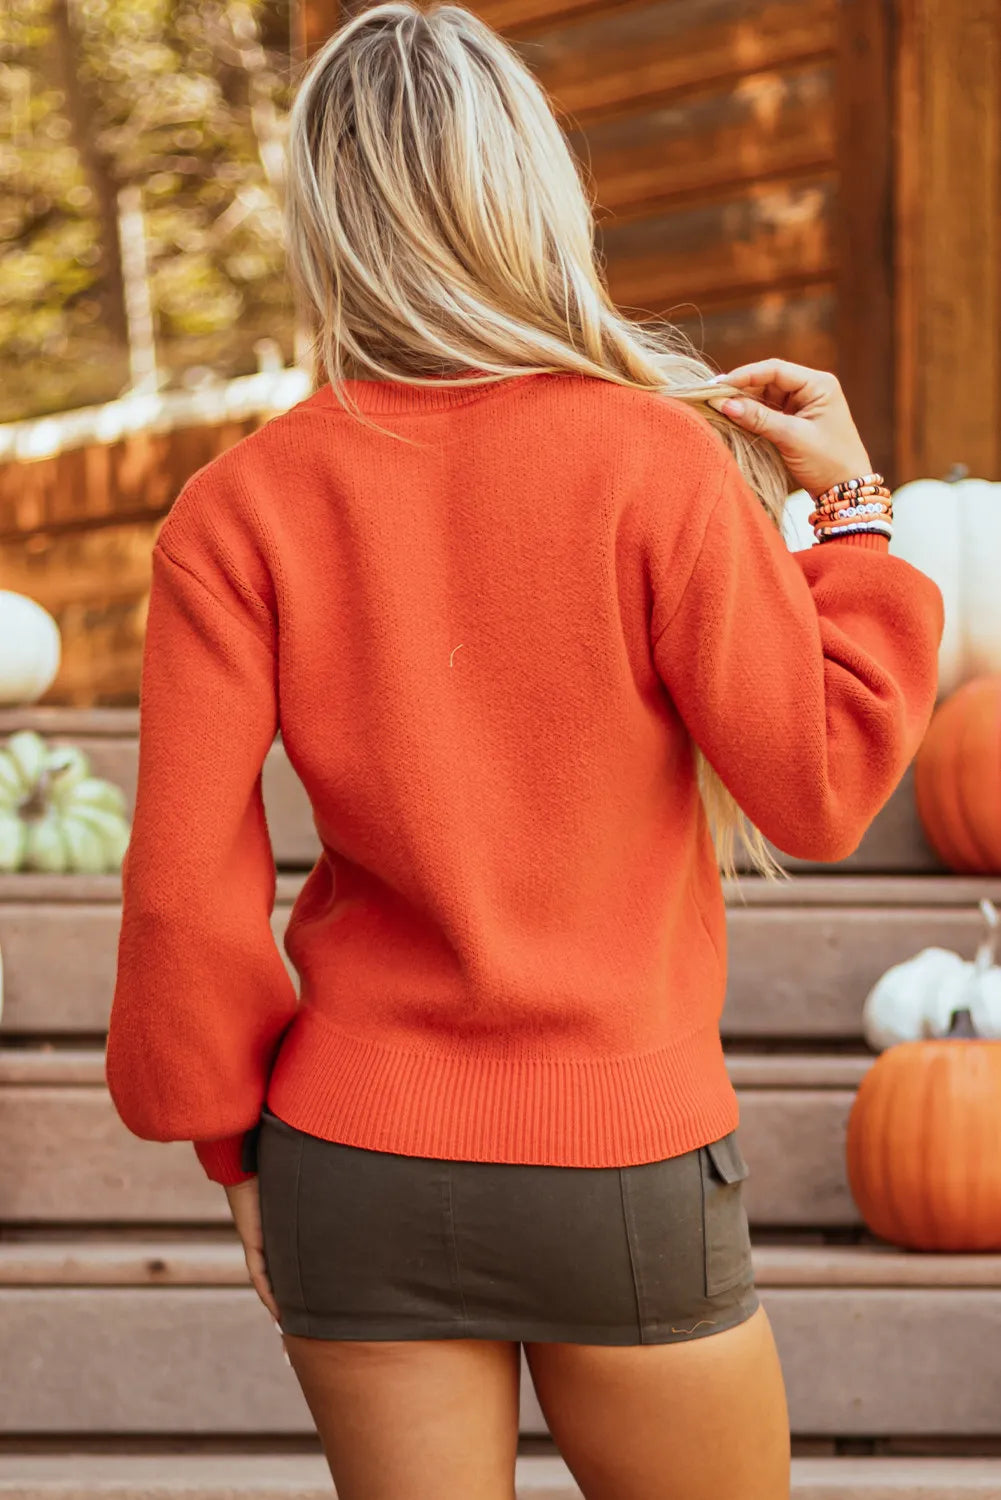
left=104, top=372, right=944, bottom=1185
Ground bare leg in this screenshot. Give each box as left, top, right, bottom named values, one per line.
left=283, top=1334, right=522, bottom=1500
left=524, top=1305, right=790, bottom=1500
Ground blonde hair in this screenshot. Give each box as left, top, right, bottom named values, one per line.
left=284, top=0, right=790, bottom=879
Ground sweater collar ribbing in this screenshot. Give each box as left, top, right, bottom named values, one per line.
left=302, top=368, right=552, bottom=415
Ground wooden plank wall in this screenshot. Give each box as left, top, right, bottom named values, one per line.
left=519, top=0, right=841, bottom=380
left=328, top=0, right=997, bottom=480
left=0, top=418, right=265, bottom=705
left=893, top=0, right=1001, bottom=480
left=472, top=0, right=896, bottom=471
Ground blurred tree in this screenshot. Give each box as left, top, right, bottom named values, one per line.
left=0, top=0, right=294, bottom=422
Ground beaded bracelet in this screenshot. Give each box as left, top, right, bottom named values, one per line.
left=814, top=473, right=885, bottom=507
left=808, top=500, right=892, bottom=527
left=812, top=489, right=889, bottom=511
left=813, top=486, right=891, bottom=513
left=810, top=472, right=893, bottom=543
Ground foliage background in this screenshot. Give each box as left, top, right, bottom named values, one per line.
left=0, top=0, right=295, bottom=424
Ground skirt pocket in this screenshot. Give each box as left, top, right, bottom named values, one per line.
left=699, top=1130, right=753, bottom=1297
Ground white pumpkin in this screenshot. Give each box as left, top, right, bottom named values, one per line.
left=891, top=477, right=1001, bottom=698
left=782, top=476, right=1001, bottom=699
left=862, top=899, right=1001, bottom=1050
left=862, top=946, right=971, bottom=1049
left=781, top=488, right=816, bottom=551
left=0, top=730, right=131, bottom=874
left=0, top=592, right=61, bottom=705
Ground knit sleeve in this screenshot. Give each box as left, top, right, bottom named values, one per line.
left=649, top=449, right=944, bottom=862
left=105, top=540, right=298, bottom=1187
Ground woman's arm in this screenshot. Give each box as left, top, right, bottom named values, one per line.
left=105, top=535, right=298, bottom=1187
left=650, top=363, right=944, bottom=861
left=652, top=467, right=942, bottom=860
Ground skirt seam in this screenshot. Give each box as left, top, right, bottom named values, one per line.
left=617, top=1166, right=646, bottom=1344
left=442, top=1163, right=470, bottom=1330
left=292, top=1130, right=310, bottom=1337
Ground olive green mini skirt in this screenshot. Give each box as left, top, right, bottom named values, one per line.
left=256, top=1104, right=759, bottom=1345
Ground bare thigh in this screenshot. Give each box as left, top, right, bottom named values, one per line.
left=524, top=1304, right=790, bottom=1500
left=283, top=1334, right=522, bottom=1500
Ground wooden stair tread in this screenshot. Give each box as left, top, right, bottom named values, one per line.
left=0, top=708, right=138, bottom=737
left=1, top=1454, right=1001, bottom=1498
left=0, top=1238, right=997, bottom=1288
left=787, top=1459, right=1001, bottom=1495
left=3, top=871, right=1000, bottom=906
left=0, top=1047, right=879, bottom=1088
left=0, top=1453, right=570, bottom=1497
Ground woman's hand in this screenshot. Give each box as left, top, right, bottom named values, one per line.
left=708, top=359, right=873, bottom=498
left=225, top=1177, right=282, bottom=1325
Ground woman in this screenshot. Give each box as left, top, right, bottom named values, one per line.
left=105, top=5, right=943, bottom=1498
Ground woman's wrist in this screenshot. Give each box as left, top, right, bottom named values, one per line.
left=803, top=450, right=871, bottom=496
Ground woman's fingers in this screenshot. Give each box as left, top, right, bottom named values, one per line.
left=245, top=1243, right=282, bottom=1323
left=709, top=395, right=800, bottom=444
left=225, top=1177, right=283, bottom=1326
left=720, top=359, right=836, bottom=398
left=708, top=355, right=872, bottom=496
left=719, top=362, right=844, bottom=420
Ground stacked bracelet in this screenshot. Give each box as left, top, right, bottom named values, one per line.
left=809, top=473, right=893, bottom=543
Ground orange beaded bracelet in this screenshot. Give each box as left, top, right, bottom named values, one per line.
left=813, top=473, right=886, bottom=507
left=810, top=473, right=893, bottom=543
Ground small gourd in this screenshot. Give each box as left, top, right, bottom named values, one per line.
left=862, top=900, right=1001, bottom=1049
left=0, top=730, right=131, bottom=874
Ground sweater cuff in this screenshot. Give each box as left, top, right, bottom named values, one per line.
left=820, top=530, right=890, bottom=553
left=193, top=1133, right=257, bottom=1186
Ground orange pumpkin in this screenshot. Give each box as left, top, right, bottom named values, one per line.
left=846, top=1008, right=1001, bottom=1250
left=914, top=675, right=1001, bottom=873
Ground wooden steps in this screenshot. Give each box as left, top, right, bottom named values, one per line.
left=2, top=708, right=1000, bottom=1480
left=0, top=1241, right=998, bottom=1436
left=1, top=1454, right=1001, bottom=1499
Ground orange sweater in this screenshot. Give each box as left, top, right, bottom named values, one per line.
left=105, top=372, right=943, bottom=1186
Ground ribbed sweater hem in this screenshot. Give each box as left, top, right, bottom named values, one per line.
left=264, top=1005, right=740, bottom=1167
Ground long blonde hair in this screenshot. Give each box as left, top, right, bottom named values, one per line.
left=284, top=0, right=790, bottom=879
